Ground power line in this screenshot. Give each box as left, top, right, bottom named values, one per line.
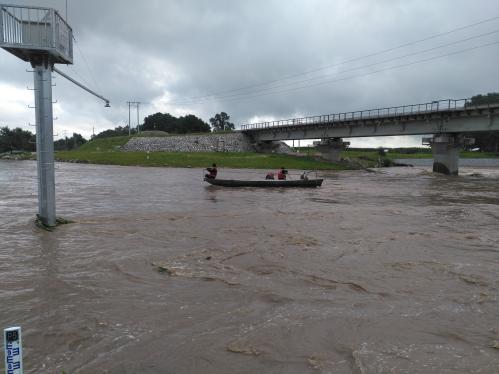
left=168, top=15, right=499, bottom=103
left=170, top=40, right=499, bottom=106
left=66, top=65, right=93, bottom=89
left=169, top=29, right=499, bottom=105
left=73, top=35, right=104, bottom=94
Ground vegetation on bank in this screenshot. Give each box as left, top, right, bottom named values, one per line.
left=382, top=151, right=499, bottom=159
left=0, top=126, right=36, bottom=153
left=77, top=136, right=130, bottom=151
left=3, top=134, right=498, bottom=168
left=55, top=150, right=350, bottom=170
left=55, top=135, right=382, bottom=169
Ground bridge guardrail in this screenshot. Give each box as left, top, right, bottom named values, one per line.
left=241, top=98, right=486, bottom=131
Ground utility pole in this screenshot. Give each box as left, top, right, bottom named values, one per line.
left=136, top=102, right=140, bottom=133
left=127, top=101, right=132, bottom=136
left=127, top=101, right=140, bottom=135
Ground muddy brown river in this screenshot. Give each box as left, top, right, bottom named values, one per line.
left=1, top=160, right=498, bottom=373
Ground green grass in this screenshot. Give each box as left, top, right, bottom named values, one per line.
left=385, top=152, right=432, bottom=159
left=57, top=136, right=498, bottom=170
left=460, top=151, right=499, bottom=158
left=56, top=150, right=348, bottom=170
left=385, top=151, right=499, bottom=159
left=342, top=150, right=379, bottom=159
left=78, top=136, right=130, bottom=152
left=54, top=135, right=383, bottom=170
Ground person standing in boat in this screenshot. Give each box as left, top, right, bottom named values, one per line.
left=277, top=167, right=288, bottom=180
left=205, top=163, right=218, bottom=179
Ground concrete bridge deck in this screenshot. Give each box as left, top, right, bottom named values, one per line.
left=241, top=99, right=499, bottom=140
left=240, top=98, right=499, bottom=175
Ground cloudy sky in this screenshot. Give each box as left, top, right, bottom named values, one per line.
left=1, top=0, right=499, bottom=147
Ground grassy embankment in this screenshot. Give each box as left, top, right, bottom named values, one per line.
left=53, top=137, right=499, bottom=169
left=384, top=151, right=499, bottom=159
left=55, top=136, right=366, bottom=170
left=332, top=149, right=498, bottom=160
left=294, top=147, right=498, bottom=160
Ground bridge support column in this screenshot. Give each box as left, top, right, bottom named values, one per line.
left=315, top=138, right=349, bottom=162
left=254, top=140, right=282, bottom=153
left=423, top=134, right=474, bottom=175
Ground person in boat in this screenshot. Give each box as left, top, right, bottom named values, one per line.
left=265, top=172, right=275, bottom=180
left=205, top=163, right=218, bottom=179
left=277, top=167, right=288, bottom=180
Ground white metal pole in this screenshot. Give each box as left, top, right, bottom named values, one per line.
left=34, top=64, right=56, bottom=227
left=4, top=326, right=23, bottom=374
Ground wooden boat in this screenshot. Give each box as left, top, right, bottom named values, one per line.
left=204, top=178, right=323, bottom=188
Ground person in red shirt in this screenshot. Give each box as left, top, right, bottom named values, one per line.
left=205, top=163, right=218, bottom=179
left=277, top=167, right=288, bottom=180
left=265, top=172, right=275, bottom=180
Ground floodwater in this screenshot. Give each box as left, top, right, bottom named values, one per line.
left=1, top=160, right=498, bottom=373
left=395, top=158, right=499, bottom=168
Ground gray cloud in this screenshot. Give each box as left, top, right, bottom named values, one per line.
left=2, top=0, right=499, bottom=146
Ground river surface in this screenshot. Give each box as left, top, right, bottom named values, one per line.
left=1, top=160, right=498, bottom=373
left=395, top=158, right=499, bottom=167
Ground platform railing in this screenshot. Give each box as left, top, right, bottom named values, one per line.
left=1, top=5, right=51, bottom=47
left=240, top=98, right=479, bottom=130
left=0, top=4, right=72, bottom=62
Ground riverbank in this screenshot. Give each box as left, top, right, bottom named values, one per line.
left=384, top=151, right=499, bottom=159
left=0, top=151, right=34, bottom=160
left=53, top=136, right=378, bottom=170
left=3, top=135, right=497, bottom=169
left=55, top=150, right=355, bottom=170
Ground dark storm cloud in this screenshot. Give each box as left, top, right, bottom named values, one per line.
left=1, top=0, right=499, bottom=145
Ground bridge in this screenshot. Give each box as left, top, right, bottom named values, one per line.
left=240, top=98, right=499, bottom=175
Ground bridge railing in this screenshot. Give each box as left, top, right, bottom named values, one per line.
left=241, top=98, right=473, bottom=130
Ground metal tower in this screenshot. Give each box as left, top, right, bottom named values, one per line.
left=0, top=4, right=109, bottom=227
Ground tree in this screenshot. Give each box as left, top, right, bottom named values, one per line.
left=467, top=93, right=499, bottom=152
left=54, top=133, right=87, bottom=151
left=468, top=92, right=499, bottom=106
left=142, top=112, right=177, bottom=133
left=94, top=125, right=135, bottom=139
left=209, top=112, right=235, bottom=132
left=0, top=126, right=35, bottom=153
left=177, top=115, right=211, bottom=133
left=141, top=112, right=210, bottom=134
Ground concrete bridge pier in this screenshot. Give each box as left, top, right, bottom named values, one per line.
left=423, top=134, right=474, bottom=175
left=254, top=140, right=282, bottom=153
left=315, top=138, right=350, bottom=162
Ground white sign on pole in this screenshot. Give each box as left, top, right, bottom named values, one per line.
left=3, top=327, right=23, bottom=374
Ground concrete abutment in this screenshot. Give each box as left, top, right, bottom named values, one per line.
left=315, top=138, right=350, bottom=162
left=423, top=134, right=474, bottom=175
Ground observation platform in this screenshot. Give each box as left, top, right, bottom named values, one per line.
left=0, top=4, right=73, bottom=64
